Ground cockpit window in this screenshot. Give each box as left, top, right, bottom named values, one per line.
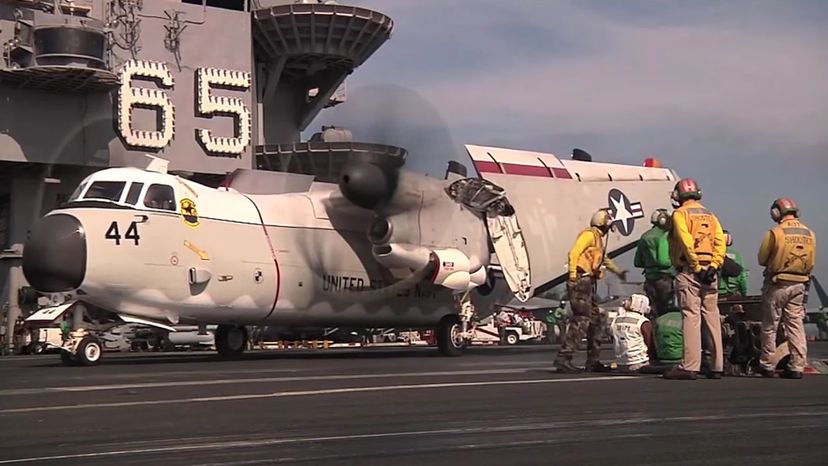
left=68, top=181, right=88, bottom=202
left=143, top=184, right=176, bottom=211
left=83, top=181, right=125, bottom=202
left=125, top=182, right=144, bottom=205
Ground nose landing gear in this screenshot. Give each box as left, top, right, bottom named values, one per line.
left=60, top=329, right=103, bottom=366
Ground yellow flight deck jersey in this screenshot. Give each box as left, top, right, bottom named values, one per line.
left=758, top=218, right=816, bottom=283
left=669, top=200, right=726, bottom=273
left=568, top=227, right=623, bottom=281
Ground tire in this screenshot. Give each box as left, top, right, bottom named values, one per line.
left=75, top=337, right=103, bottom=366
left=437, top=315, right=466, bottom=357
left=215, top=325, right=247, bottom=358
left=504, top=331, right=519, bottom=346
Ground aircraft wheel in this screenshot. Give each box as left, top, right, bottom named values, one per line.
left=437, top=315, right=466, bottom=357
left=504, top=331, right=519, bottom=346
left=75, top=337, right=103, bottom=366
left=216, top=325, right=247, bottom=358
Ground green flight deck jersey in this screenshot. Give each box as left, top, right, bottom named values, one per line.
left=655, top=312, right=683, bottom=363
left=718, top=247, right=748, bottom=296
left=634, top=227, right=676, bottom=280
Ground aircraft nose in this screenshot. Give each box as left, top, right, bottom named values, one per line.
left=22, top=214, right=87, bottom=293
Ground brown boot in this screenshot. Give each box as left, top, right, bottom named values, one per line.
left=758, top=367, right=776, bottom=378
left=585, top=361, right=612, bottom=373
left=663, top=367, right=698, bottom=380
left=554, top=359, right=582, bottom=374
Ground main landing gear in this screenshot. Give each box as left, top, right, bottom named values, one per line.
left=437, top=291, right=476, bottom=356
left=215, top=324, right=248, bottom=358
left=437, top=315, right=467, bottom=356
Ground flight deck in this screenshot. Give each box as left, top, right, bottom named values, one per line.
left=1, top=344, right=826, bottom=465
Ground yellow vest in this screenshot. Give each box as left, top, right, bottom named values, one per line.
left=576, top=228, right=605, bottom=276
left=767, top=219, right=816, bottom=283
left=669, top=201, right=720, bottom=267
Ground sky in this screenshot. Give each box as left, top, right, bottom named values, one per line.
left=314, top=0, right=828, bottom=296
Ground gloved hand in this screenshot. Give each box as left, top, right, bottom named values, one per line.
left=617, top=270, right=628, bottom=282
left=697, top=267, right=717, bottom=284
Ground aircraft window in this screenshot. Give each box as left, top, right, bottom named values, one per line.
left=83, top=181, right=125, bottom=202
left=144, top=184, right=176, bottom=211
left=125, top=182, right=144, bottom=205
left=68, top=181, right=88, bottom=202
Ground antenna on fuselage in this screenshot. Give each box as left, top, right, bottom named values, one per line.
left=123, top=152, right=169, bottom=174
left=134, top=154, right=169, bottom=174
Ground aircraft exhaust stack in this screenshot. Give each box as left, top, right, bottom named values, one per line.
left=372, top=243, right=432, bottom=270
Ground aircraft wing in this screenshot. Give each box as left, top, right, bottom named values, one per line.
left=463, top=144, right=677, bottom=300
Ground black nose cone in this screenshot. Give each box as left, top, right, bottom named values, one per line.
left=23, top=214, right=86, bottom=293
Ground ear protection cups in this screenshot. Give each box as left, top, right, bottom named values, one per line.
left=771, top=198, right=799, bottom=223
left=651, top=209, right=670, bottom=227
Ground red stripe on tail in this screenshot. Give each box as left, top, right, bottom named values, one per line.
left=551, top=168, right=573, bottom=179
left=501, top=163, right=551, bottom=177
left=474, top=161, right=503, bottom=174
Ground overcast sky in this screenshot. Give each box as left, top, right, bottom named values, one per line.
left=316, top=0, right=827, bottom=296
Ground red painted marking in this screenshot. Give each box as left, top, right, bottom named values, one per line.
left=430, top=253, right=441, bottom=283
left=501, top=163, right=551, bottom=177
left=261, top=225, right=281, bottom=314
left=551, top=167, right=573, bottom=179
left=473, top=160, right=502, bottom=174
left=243, top=194, right=281, bottom=317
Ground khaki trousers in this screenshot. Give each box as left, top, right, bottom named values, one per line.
left=759, top=281, right=808, bottom=373
left=676, top=271, right=723, bottom=372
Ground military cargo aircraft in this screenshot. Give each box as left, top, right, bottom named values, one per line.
left=21, top=145, right=678, bottom=365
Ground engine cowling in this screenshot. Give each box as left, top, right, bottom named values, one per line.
left=339, top=162, right=398, bottom=210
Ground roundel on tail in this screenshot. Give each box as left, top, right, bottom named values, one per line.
left=607, top=188, right=644, bottom=236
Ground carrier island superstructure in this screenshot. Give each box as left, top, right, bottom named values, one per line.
left=0, top=0, right=397, bottom=353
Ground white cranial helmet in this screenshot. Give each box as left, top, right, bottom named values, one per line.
left=624, top=293, right=651, bottom=315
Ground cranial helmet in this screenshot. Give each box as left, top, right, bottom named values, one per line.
left=591, top=209, right=614, bottom=231
left=650, top=208, right=670, bottom=228
left=770, top=197, right=799, bottom=222
left=623, top=293, right=651, bottom=315
left=671, top=178, right=702, bottom=207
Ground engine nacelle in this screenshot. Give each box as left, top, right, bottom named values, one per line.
left=430, top=248, right=486, bottom=291
left=372, top=244, right=487, bottom=292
